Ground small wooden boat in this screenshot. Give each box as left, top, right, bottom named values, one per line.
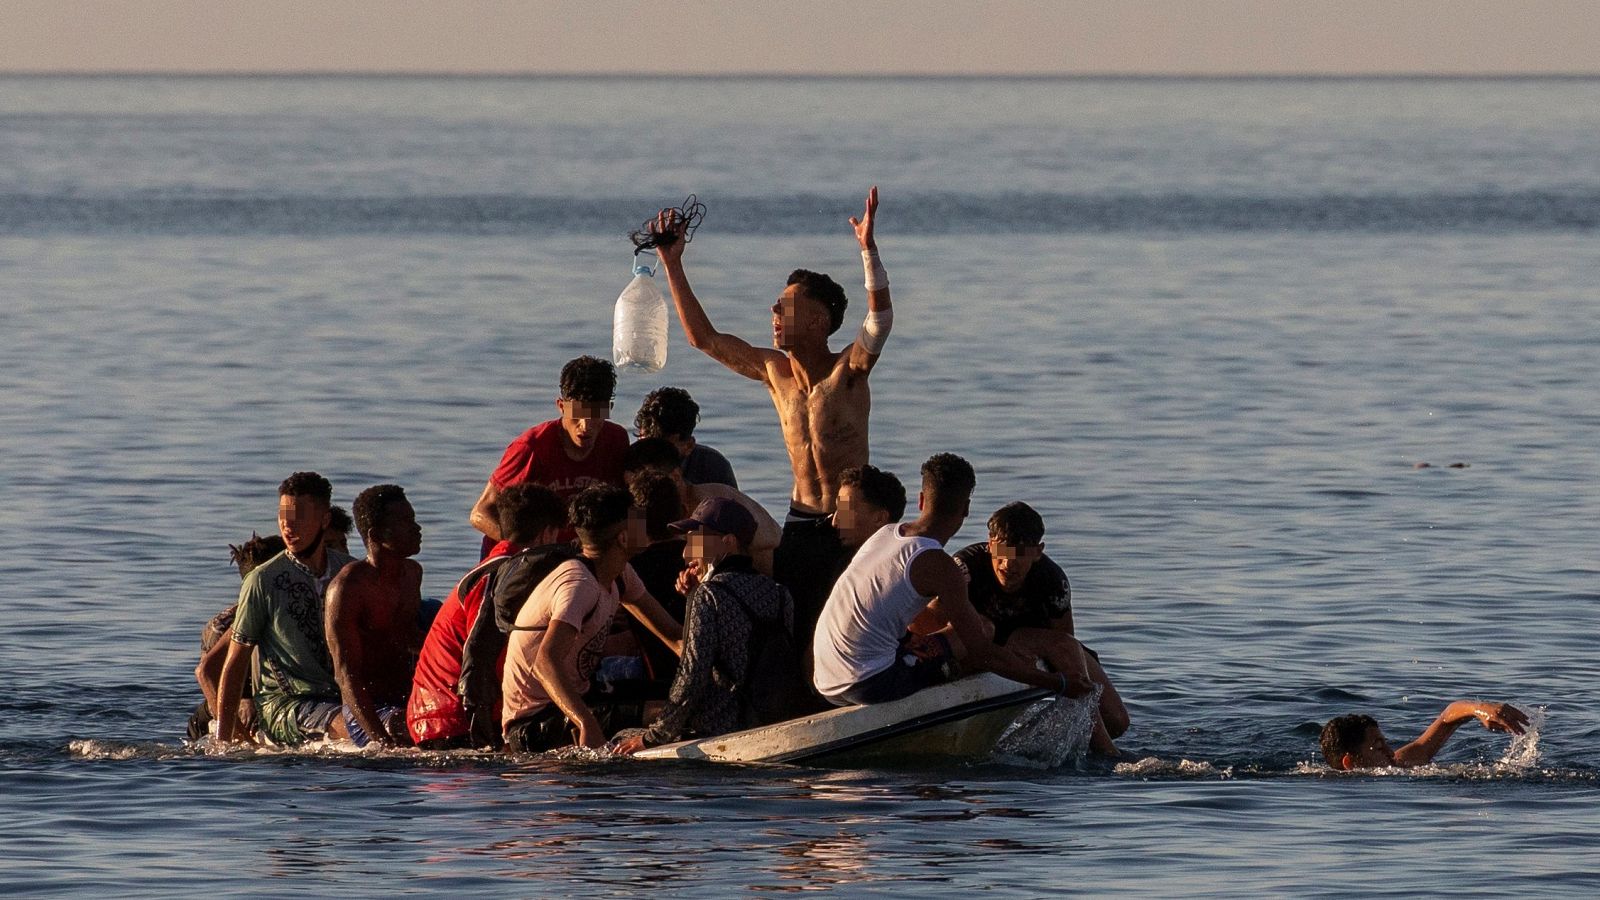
left=635, top=673, right=1052, bottom=766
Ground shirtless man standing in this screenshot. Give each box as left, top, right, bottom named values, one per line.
left=325, top=483, right=424, bottom=747
left=651, top=187, right=893, bottom=616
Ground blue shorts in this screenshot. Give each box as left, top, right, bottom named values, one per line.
left=834, top=633, right=959, bottom=706
left=343, top=705, right=403, bottom=748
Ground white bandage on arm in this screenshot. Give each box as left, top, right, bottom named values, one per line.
left=857, top=307, right=893, bottom=355
left=862, top=249, right=889, bottom=293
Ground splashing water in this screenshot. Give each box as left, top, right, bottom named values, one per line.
left=1114, top=757, right=1235, bottom=779
left=1496, top=706, right=1545, bottom=771
left=991, top=685, right=1101, bottom=768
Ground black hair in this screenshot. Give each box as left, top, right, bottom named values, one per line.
left=623, top=436, right=683, bottom=477
left=328, top=505, right=353, bottom=537
left=839, top=464, right=907, bottom=523
left=787, top=269, right=848, bottom=335
left=569, top=483, right=633, bottom=550
left=1320, top=714, right=1380, bottom=767
left=278, top=471, right=332, bottom=505
left=920, top=453, right=976, bottom=518
left=988, top=501, right=1045, bottom=547
left=628, top=471, right=684, bottom=542
left=496, top=483, right=568, bottom=546
left=229, top=532, right=287, bottom=579
left=559, top=355, right=617, bottom=404
left=635, top=386, right=700, bottom=439
left=352, top=484, right=408, bottom=543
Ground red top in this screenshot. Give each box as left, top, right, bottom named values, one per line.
left=480, top=418, right=629, bottom=555
left=407, top=540, right=518, bottom=744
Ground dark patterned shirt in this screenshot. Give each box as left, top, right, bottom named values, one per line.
left=953, top=543, right=1072, bottom=645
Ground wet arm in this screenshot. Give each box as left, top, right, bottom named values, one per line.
left=1396, top=700, right=1529, bottom=766
left=533, top=621, right=604, bottom=747
left=469, top=481, right=503, bottom=541
left=215, top=639, right=255, bottom=744
left=325, top=575, right=390, bottom=746
left=912, top=552, right=1075, bottom=694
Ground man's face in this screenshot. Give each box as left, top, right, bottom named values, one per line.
left=1348, top=725, right=1397, bottom=769
left=557, top=398, right=611, bottom=452
left=988, top=537, right=1044, bottom=592
left=833, top=484, right=888, bottom=549
left=278, top=494, right=331, bottom=557
left=682, top=527, right=733, bottom=567
left=772, top=285, right=828, bottom=350
left=625, top=508, right=651, bottom=554
left=376, top=500, right=423, bottom=558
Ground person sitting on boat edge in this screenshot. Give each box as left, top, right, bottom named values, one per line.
left=215, top=472, right=356, bottom=746
left=622, top=437, right=781, bottom=576
left=470, top=355, right=629, bottom=557
left=614, top=498, right=810, bottom=755
left=954, top=502, right=1128, bottom=756
left=500, top=484, right=682, bottom=752
left=1320, top=701, right=1529, bottom=770
left=407, top=483, right=567, bottom=750
left=634, top=385, right=738, bottom=489
left=811, top=453, right=1095, bottom=708
left=647, top=189, right=892, bottom=636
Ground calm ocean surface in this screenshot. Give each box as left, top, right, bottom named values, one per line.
left=2, top=75, right=1597, bottom=896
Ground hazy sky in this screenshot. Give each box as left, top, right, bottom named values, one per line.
left=3, top=0, right=1597, bottom=76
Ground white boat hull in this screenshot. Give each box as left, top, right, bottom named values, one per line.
left=635, top=673, right=1051, bottom=766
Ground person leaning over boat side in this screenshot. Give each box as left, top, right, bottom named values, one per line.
left=954, top=502, right=1128, bottom=755
left=811, top=454, right=1095, bottom=707
left=1320, top=702, right=1528, bottom=770
left=323, top=484, right=425, bottom=748
left=407, top=484, right=567, bottom=750
left=500, top=484, right=682, bottom=752
left=614, top=498, right=808, bottom=755
left=215, top=472, right=356, bottom=746
left=469, top=355, right=629, bottom=557
left=634, top=385, right=738, bottom=488
left=621, top=437, right=781, bottom=576
left=648, top=188, right=893, bottom=621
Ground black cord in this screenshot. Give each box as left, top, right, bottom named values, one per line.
left=630, top=194, right=706, bottom=251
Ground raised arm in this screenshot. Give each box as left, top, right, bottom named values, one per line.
left=324, top=569, right=391, bottom=746
left=652, top=209, right=777, bottom=382
left=1394, top=700, right=1528, bottom=766
left=910, top=551, right=1089, bottom=695
left=846, top=186, right=893, bottom=374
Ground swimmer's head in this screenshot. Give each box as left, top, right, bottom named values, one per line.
left=987, top=502, right=1047, bottom=592
left=773, top=270, right=847, bottom=349
left=277, top=471, right=332, bottom=557
left=834, top=464, right=907, bottom=548
left=557, top=356, right=617, bottom=452
left=1320, top=714, right=1395, bottom=770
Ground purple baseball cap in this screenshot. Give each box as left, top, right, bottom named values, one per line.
left=669, top=497, right=757, bottom=548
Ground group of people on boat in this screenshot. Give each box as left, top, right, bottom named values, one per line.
left=189, top=187, right=1524, bottom=768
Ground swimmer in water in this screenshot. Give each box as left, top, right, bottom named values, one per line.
left=1320, top=700, right=1529, bottom=770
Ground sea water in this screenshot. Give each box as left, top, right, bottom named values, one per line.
left=2, top=75, right=1598, bottom=896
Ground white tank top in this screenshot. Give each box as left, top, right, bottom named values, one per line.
left=811, top=523, right=943, bottom=699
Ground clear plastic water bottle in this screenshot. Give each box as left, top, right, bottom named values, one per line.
left=613, top=252, right=668, bottom=372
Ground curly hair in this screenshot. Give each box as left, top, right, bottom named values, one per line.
left=352, top=484, right=408, bottom=543
left=920, top=453, right=976, bottom=517
left=623, top=436, right=683, bottom=478
left=569, top=483, right=633, bottom=550
left=229, top=532, right=287, bottom=578
left=278, top=471, right=332, bottom=505
left=988, top=501, right=1045, bottom=547
left=628, top=471, right=684, bottom=542
left=328, top=505, right=353, bottom=539
left=839, top=464, right=907, bottom=523
left=634, top=386, right=700, bottom=440
left=496, top=483, right=567, bottom=545
left=787, top=269, right=848, bottom=335
left=559, top=355, right=617, bottom=404
left=1320, top=714, right=1380, bottom=767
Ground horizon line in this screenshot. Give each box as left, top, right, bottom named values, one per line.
left=4, top=70, right=1600, bottom=80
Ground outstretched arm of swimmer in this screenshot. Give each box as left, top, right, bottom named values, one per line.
left=651, top=208, right=777, bottom=382
left=215, top=639, right=255, bottom=744
left=325, top=569, right=393, bottom=746
left=846, top=186, right=893, bottom=375
left=910, top=551, right=1092, bottom=695
left=1394, top=700, right=1529, bottom=767
left=533, top=621, right=606, bottom=748
left=620, top=590, right=684, bottom=657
